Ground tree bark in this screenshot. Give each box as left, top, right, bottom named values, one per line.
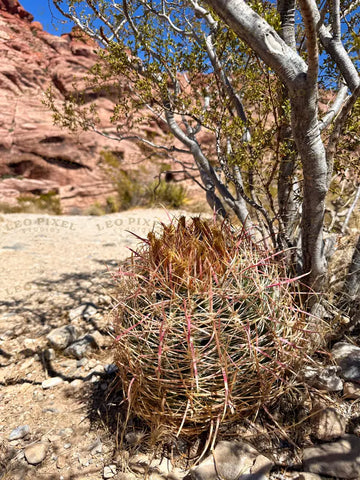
left=205, top=0, right=328, bottom=288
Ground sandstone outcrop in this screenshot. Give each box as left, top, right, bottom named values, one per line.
left=0, top=2, right=177, bottom=212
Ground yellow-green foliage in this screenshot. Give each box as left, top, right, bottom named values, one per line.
left=100, top=150, right=187, bottom=211
left=0, top=191, right=62, bottom=215
left=149, top=179, right=187, bottom=208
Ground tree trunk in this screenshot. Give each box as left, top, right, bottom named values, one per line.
left=290, top=83, right=327, bottom=288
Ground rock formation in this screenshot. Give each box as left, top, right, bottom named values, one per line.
left=0, top=1, right=175, bottom=213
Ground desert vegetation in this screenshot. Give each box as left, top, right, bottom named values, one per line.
left=42, top=0, right=360, bottom=463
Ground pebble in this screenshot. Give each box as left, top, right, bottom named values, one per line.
left=42, top=407, right=60, bottom=414
left=47, top=325, right=78, bottom=350
left=332, top=342, right=360, bottom=382
left=104, top=363, right=118, bottom=375
left=90, top=438, right=103, bottom=455
left=104, top=464, right=117, bottom=478
left=91, top=330, right=106, bottom=347
left=56, top=455, right=67, bottom=469
left=69, top=304, right=98, bottom=321
left=64, top=334, right=97, bottom=359
left=311, top=407, right=347, bottom=441
left=70, top=379, right=83, bottom=388
left=343, top=381, right=360, bottom=399
left=42, top=376, right=64, bottom=389
left=44, top=348, right=56, bottom=360
left=63, top=442, right=72, bottom=449
left=77, top=358, right=88, bottom=368
left=303, top=365, right=343, bottom=391
left=24, top=442, right=48, bottom=465
left=8, top=425, right=30, bottom=441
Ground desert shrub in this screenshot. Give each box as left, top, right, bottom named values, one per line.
left=100, top=151, right=187, bottom=211
left=149, top=179, right=187, bottom=208
left=17, top=191, right=62, bottom=215
left=86, top=202, right=106, bottom=216
left=112, top=217, right=325, bottom=440
left=115, top=169, right=145, bottom=210
left=105, top=196, right=120, bottom=213
left=0, top=191, right=62, bottom=215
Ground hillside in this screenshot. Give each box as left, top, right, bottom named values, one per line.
left=0, top=0, right=189, bottom=213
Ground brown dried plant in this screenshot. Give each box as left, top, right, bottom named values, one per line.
left=112, top=217, right=325, bottom=442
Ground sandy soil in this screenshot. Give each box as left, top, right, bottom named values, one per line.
left=0, top=209, right=187, bottom=480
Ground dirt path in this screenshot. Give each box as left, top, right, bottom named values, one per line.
left=0, top=209, right=187, bottom=480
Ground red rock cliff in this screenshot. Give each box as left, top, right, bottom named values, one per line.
left=0, top=1, right=172, bottom=212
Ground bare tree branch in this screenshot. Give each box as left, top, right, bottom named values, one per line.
left=319, top=83, right=348, bottom=131
left=326, top=84, right=360, bottom=187
left=298, top=0, right=319, bottom=84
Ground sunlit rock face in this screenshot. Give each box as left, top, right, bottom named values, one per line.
left=0, top=2, right=161, bottom=212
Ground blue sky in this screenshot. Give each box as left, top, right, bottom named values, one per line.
left=20, top=1, right=70, bottom=35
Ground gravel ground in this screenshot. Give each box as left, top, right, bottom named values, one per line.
left=0, top=209, right=188, bottom=480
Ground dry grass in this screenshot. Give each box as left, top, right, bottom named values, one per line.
left=112, top=216, right=326, bottom=442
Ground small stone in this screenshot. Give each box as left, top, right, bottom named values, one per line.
left=44, top=348, right=56, bottom=360
left=89, top=438, right=103, bottom=455
left=295, top=474, right=323, bottom=480
left=64, top=334, right=98, bottom=359
left=90, top=330, right=106, bottom=348
left=70, top=379, right=83, bottom=389
left=23, top=338, right=38, bottom=349
left=8, top=425, right=30, bottom=441
left=104, top=363, right=118, bottom=375
left=56, top=455, right=66, bottom=469
left=303, top=365, right=343, bottom=391
left=63, top=443, right=71, bottom=449
left=42, top=407, right=60, bottom=414
left=77, top=358, right=88, bottom=368
left=47, top=325, right=78, bottom=350
left=191, top=440, right=273, bottom=480
left=332, top=342, right=360, bottom=382
left=24, top=442, right=48, bottom=465
left=104, top=464, right=117, bottom=478
left=125, top=431, right=146, bottom=445
left=98, top=294, right=111, bottom=306
left=42, top=376, right=64, bottom=389
left=311, top=407, right=347, bottom=441
left=129, top=453, right=151, bottom=474
left=303, top=434, right=360, bottom=478
left=69, top=304, right=97, bottom=321
left=78, top=455, right=90, bottom=466
left=344, top=382, right=360, bottom=399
